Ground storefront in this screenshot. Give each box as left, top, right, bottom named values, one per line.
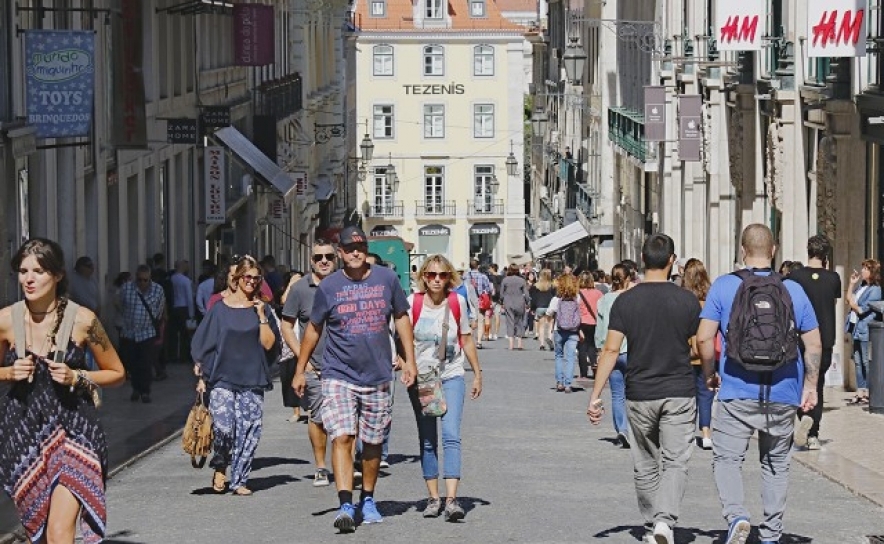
left=370, top=224, right=400, bottom=237
left=469, top=222, right=500, bottom=265
left=419, top=223, right=450, bottom=257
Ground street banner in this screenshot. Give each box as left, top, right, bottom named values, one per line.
left=205, top=147, right=226, bottom=224
left=267, top=196, right=287, bottom=225
left=292, top=171, right=308, bottom=201
left=234, top=4, right=275, bottom=66
left=716, top=0, right=765, bottom=51
left=807, top=0, right=866, bottom=57
left=644, top=86, right=666, bottom=142
left=678, top=95, right=702, bottom=162
left=111, top=0, right=147, bottom=147
left=24, top=30, right=95, bottom=139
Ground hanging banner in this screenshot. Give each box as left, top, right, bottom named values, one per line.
left=807, top=0, right=866, bottom=58
left=678, top=95, right=702, bottom=162
left=233, top=4, right=275, bottom=66
left=715, top=0, right=765, bottom=51
left=643, top=86, right=666, bottom=142
left=111, top=0, right=147, bottom=147
left=292, top=171, right=308, bottom=200
left=24, top=30, right=95, bottom=139
left=205, top=147, right=227, bottom=224
left=267, top=196, right=287, bottom=225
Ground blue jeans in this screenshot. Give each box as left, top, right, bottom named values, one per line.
left=554, top=330, right=579, bottom=387
left=409, top=376, right=466, bottom=480
left=853, top=339, right=870, bottom=389
left=693, top=365, right=714, bottom=429
left=610, top=354, right=629, bottom=435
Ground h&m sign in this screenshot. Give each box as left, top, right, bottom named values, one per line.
left=808, top=0, right=866, bottom=57
left=716, top=0, right=764, bottom=51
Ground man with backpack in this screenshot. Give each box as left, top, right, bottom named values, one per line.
left=696, top=224, right=822, bottom=544
left=587, top=234, right=701, bottom=544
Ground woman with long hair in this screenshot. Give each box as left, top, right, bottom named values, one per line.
left=192, top=255, right=280, bottom=496
left=0, top=238, right=125, bottom=544
left=529, top=269, right=556, bottom=350
left=551, top=274, right=581, bottom=392
left=594, top=264, right=631, bottom=447
left=682, top=258, right=714, bottom=449
left=408, top=255, right=482, bottom=521
left=846, top=258, right=882, bottom=405
left=524, top=270, right=538, bottom=335
left=577, top=271, right=603, bottom=379
left=500, top=264, right=529, bottom=350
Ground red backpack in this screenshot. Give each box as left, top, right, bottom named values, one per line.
left=412, top=292, right=463, bottom=346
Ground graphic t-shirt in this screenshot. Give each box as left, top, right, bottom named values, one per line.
left=408, top=293, right=471, bottom=381
left=788, top=267, right=841, bottom=349
left=608, top=282, right=701, bottom=401
left=310, top=265, right=409, bottom=386
left=701, top=270, right=819, bottom=406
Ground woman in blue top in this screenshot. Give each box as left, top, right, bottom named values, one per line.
left=846, top=258, right=882, bottom=405
left=192, top=255, right=280, bottom=496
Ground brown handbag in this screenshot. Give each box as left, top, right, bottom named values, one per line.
left=182, top=392, right=213, bottom=468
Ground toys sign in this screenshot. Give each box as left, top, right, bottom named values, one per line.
left=807, top=0, right=866, bottom=57
left=715, top=0, right=764, bottom=51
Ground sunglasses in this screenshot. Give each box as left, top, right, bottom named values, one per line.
left=341, top=243, right=367, bottom=254
left=240, top=274, right=263, bottom=283
left=136, top=278, right=150, bottom=284
left=424, top=271, right=450, bottom=281
left=312, top=253, right=335, bottom=263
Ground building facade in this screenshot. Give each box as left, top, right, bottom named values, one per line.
left=350, top=0, right=530, bottom=269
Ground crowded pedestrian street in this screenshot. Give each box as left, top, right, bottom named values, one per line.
left=10, top=338, right=874, bottom=544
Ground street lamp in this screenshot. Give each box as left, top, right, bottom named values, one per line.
left=505, top=140, right=519, bottom=177
left=531, top=107, right=548, bottom=136
left=489, top=173, right=500, bottom=194
left=360, top=131, right=374, bottom=162
left=563, top=36, right=587, bottom=84
left=385, top=153, right=399, bottom=192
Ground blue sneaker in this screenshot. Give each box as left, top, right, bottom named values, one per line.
left=725, top=517, right=751, bottom=544
left=334, top=503, right=356, bottom=533
left=359, top=496, right=384, bottom=524
left=760, top=541, right=779, bottom=544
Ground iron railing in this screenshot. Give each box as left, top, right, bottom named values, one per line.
left=254, top=74, right=303, bottom=121
left=467, top=199, right=504, bottom=216
left=369, top=201, right=404, bottom=218
left=608, top=107, right=650, bottom=162
left=416, top=200, right=457, bottom=216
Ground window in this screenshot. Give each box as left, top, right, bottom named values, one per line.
left=370, top=0, right=385, bottom=16
left=473, top=104, right=494, bottom=138
left=373, top=45, right=393, bottom=76
left=373, top=105, right=394, bottom=138
left=425, top=166, right=444, bottom=213
left=425, top=0, right=443, bottom=19
left=373, top=167, right=394, bottom=215
left=424, top=104, right=445, bottom=138
left=423, top=45, right=444, bottom=75
left=470, top=0, right=485, bottom=17
left=474, top=165, right=495, bottom=212
left=473, top=45, right=494, bottom=75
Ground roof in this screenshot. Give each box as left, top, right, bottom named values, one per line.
left=494, top=0, right=537, bottom=12
left=352, top=0, right=527, bottom=33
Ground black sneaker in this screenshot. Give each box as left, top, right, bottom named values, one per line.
left=130, top=391, right=140, bottom=402
left=141, top=394, right=152, bottom=404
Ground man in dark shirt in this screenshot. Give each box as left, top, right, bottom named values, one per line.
left=788, top=234, right=841, bottom=450
left=588, top=233, right=701, bottom=544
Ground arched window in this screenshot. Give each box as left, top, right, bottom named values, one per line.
left=373, top=44, right=394, bottom=76
left=423, top=45, right=444, bottom=76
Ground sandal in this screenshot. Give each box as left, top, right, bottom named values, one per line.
left=212, top=471, right=227, bottom=493
left=233, top=487, right=253, bottom=496
left=848, top=395, right=865, bottom=405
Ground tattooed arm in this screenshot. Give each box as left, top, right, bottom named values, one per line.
left=799, top=327, right=823, bottom=412
left=77, top=308, right=125, bottom=387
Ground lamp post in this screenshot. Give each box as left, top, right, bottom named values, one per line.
left=563, top=36, right=588, bottom=84
left=531, top=108, right=548, bottom=137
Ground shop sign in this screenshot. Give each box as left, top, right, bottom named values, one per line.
left=267, top=196, right=287, bottom=224
left=469, top=223, right=500, bottom=236
left=167, top=119, right=198, bottom=144
left=808, top=0, right=866, bottom=58
left=234, top=4, right=275, bottom=66
left=370, top=225, right=399, bottom=237
left=644, top=86, right=666, bottom=142
left=204, top=146, right=226, bottom=224
left=111, top=0, right=147, bottom=148
left=200, top=106, right=231, bottom=128
left=292, top=171, right=307, bottom=200
left=678, top=95, right=702, bottom=162
left=716, top=0, right=764, bottom=51
left=419, top=224, right=451, bottom=236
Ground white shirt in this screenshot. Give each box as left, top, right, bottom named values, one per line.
left=171, top=272, right=194, bottom=317
left=196, top=277, right=214, bottom=316
left=408, top=293, right=471, bottom=381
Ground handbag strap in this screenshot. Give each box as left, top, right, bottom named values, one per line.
left=53, top=300, right=81, bottom=364
left=11, top=301, right=26, bottom=359
left=436, top=299, right=450, bottom=362
left=578, top=291, right=596, bottom=320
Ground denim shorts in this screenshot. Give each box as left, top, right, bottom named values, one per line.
left=320, top=378, right=392, bottom=444
left=535, top=308, right=549, bottom=318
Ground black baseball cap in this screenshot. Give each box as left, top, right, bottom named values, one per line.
left=339, top=226, right=368, bottom=246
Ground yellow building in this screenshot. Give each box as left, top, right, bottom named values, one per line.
left=350, top=0, right=531, bottom=268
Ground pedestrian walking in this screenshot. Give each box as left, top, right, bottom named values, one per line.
left=292, top=226, right=418, bottom=533
left=281, top=241, right=337, bottom=486
left=168, top=260, right=195, bottom=364
left=529, top=269, right=556, bottom=350
left=207, top=262, right=237, bottom=312
left=117, top=265, right=166, bottom=403
left=0, top=238, right=125, bottom=544
left=844, top=258, right=881, bottom=406
left=681, top=258, right=715, bottom=450
left=788, top=234, right=841, bottom=449
left=550, top=274, right=581, bottom=393
left=67, top=255, right=100, bottom=314
left=408, top=255, right=482, bottom=522
left=463, top=259, right=493, bottom=347
left=593, top=264, right=631, bottom=448
left=487, top=263, right=504, bottom=340
left=588, top=234, right=701, bottom=544
left=277, top=269, right=305, bottom=423
left=500, top=264, right=528, bottom=350
left=576, top=271, right=603, bottom=379
left=192, top=255, right=281, bottom=496
left=696, top=223, right=822, bottom=544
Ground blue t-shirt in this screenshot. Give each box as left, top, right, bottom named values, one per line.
left=310, top=265, right=410, bottom=386
left=701, top=269, right=819, bottom=406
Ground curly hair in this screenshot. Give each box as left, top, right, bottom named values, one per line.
left=862, top=259, right=882, bottom=286
left=555, top=273, right=579, bottom=299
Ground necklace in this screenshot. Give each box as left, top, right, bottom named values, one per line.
left=25, top=301, right=57, bottom=316
left=26, top=308, right=58, bottom=357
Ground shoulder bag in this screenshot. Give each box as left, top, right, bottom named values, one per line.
left=578, top=291, right=597, bottom=320
left=416, top=296, right=449, bottom=417
left=182, top=392, right=213, bottom=468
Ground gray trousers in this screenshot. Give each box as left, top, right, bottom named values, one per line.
left=626, top=397, right=697, bottom=529
left=712, top=399, right=796, bottom=542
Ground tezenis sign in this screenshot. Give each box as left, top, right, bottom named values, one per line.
left=403, top=83, right=465, bottom=95
left=807, top=0, right=866, bottom=57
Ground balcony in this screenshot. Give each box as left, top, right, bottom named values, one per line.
left=466, top=199, right=504, bottom=217
left=254, top=74, right=303, bottom=121
left=368, top=201, right=404, bottom=218
left=608, top=107, right=652, bottom=163
left=416, top=200, right=456, bottom=217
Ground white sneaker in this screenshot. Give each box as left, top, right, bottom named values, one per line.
left=807, top=436, right=821, bottom=450
left=653, top=521, right=674, bottom=544
left=701, top=437, right=713, bottom=450
left=793, top=416, right=813, bottom=447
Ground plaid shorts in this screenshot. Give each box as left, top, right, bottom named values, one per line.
left=320, top=379, right=392, bottom=445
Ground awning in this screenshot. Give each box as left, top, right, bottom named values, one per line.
left=370, top=225, right=399, bottom=237
left=529, top=221, right=589, bottom=257
left=419, top=224, right=450, bottom=236
left=469, top=222, right=500, bottom=236
left=212, top=126, right=296, bottom=205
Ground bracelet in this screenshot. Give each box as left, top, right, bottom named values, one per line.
left=259, top=319, right=270, bottom=325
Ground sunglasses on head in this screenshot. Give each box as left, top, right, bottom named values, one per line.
left=424, top=271, right=450, bottom=281
left=312, top=253, right=335, bottom=263
left=241, top=274, right=263, bottom=283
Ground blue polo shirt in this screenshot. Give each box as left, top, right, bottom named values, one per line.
left=701, top=269, right=819, bottom=406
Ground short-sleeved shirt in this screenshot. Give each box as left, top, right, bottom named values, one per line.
left=310, top=265, right=409, bottom=386
left=282, top=274, right=326, bottom=369
left=701, top=269, right=819, bottom=406
left=608, top=282, right=701, bottom=401
left=578, top=288, right=603, bottom=325
left=788, top=267, right=841, bottom=349
left=408, top=293, right=470, bottom=381
left=595, top=291, right=627, bottom=353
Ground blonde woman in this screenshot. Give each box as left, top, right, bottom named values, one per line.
left=529, top=269, right=556, bottom=350
left=408, top=255, right=482, bottom=521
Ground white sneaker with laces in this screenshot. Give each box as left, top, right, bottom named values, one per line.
left=702, top=437, right=713, bottom=450
left=793, top=416, right=813, bottom=447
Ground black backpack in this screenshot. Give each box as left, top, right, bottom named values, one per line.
left=725, top=269, right=800, bottom=372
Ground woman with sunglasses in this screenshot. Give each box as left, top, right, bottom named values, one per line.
left=191, top=256, right=280, bottom=496
left=408, top=255, right=482, bottom=521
